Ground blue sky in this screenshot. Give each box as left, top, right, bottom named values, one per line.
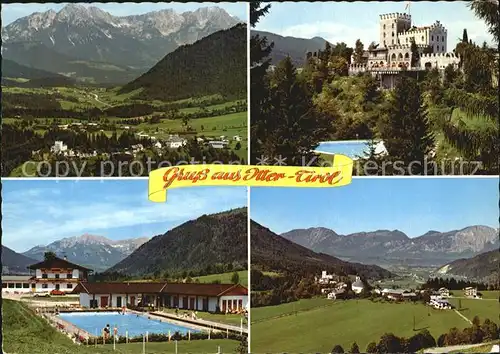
left=2, top=180, right=246, bottom=253
left=1, top=2, right=247, bottom=25
left=251, top=178, right=499, bottom=237
left=255, top=1, right=493, bottom=48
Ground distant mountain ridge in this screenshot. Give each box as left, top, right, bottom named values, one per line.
left=437, top=250, right=499, bottom=284
left=2, top=246, right=37, bottom=274
left=22, top=234, right=149, bottom=272
left=2, top=4, right=241, bottom=69
left=120, top=23, right=247, bottom=101
left=251, top=30, right=329, bottom=66
left=281, top=225, right=499, bottom=266
left=251, top=221, right=392, bottom=280
left=107, top=208, right=248, bottom=276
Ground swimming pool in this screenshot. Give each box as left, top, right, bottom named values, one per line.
left=314, top=140, right=387, bottom=159
left=58, top=312, right=199, bottom=338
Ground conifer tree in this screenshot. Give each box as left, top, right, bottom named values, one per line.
left=250, top=2, right=274, bottom=163
left=380, top=75, right=434, bottom=174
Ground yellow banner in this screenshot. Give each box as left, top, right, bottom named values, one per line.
left=148, top=154, right=353, bottom=202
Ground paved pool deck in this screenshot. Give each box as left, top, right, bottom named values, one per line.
left=151, top=311, right=248, bottom=335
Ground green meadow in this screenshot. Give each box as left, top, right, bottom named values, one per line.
left=193, top=271, right=248, bottom=288
left=251, top=297, right=499, bottom=353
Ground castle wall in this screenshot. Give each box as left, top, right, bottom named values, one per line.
left=379, top=13, right=411, bottom=48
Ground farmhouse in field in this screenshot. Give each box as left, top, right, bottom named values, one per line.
left=438, top=287, right=450, bottom=297
left=464, top=287, right=480, bottom=298
left=165, top=135, right=187, bottom=149
left=51, top=141, right=68, bottom=154
left=430, top=298, right=452, bottom=309
left=73, top=282, right=248, bottom=313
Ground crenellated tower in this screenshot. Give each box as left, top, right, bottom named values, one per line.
left=379, top=12, right=412, bottom=48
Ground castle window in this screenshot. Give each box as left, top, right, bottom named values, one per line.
left=392, top=23, right=394, bottom=28
left=398, top=53, right=403, bottom=60
left=421, top=36, right=424, bottom=42
left=384, top=32, right=386, bottom=38
left=391, top=53, right=396, bottom=61
left=442, top=36, right=444, bottom=41
left=383, top=24, right=386, bottom=30
left=431, top=35, right=434, bottom=41
left=442, top=46, right=444, bottom=51
left=406, top=38, right=408, bottom=43
left=392, top=40, right=394, bottom=45
left=437, top=36, right=439, bottom=42
left=383, top=40, right=386, bottom=46
left=405, top=53, right=409, bottom=59
left=392, top=32, right=394, bottom=37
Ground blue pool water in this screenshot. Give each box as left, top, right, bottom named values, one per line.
left=315, top=140, right=387, bottom=159
left=58, top=312, right=198, bottom=337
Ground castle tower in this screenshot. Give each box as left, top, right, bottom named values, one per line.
left=379, top=12, right=412, bottom=48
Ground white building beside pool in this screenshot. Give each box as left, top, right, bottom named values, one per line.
left=28, top=256, right=92, bottom=293
left=2, top=275, right=34, bottom=294
left=73, top=282, right=248, bottom=313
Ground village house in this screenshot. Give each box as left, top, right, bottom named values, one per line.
left=72, top=282, right=248, bottom=313
left=317, top=270, right=337, bottom=285
left=51, top=141, right=68, bottom=154
left=233, top=135, right=242, bottom=142
left=438, top=287, right=450, bottom=298
left=208, top=140, right=229, bottom=149
left=27, top=256, right=92, bottom=293
left=165, top=135, right=187, bottom=149
left=464, top=287, right=479, bottom=298
left=429, top=298, right=452, bottom=310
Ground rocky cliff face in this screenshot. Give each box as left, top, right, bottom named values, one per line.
left=2, top=4, right=241, bottom=68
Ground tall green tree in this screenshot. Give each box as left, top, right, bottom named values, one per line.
left=44, top=251, right=57, bottom=261
left=231, top=271, right=240, bottom=284
left=350, top=342, right=360, bottom=353
left=354, top=39, right=365, bottom=64
left=250, top=2, right=274, bottom=163
left=380, top=75, right=434, bottom=174
left=331, top=345, right=344, bottom=353
left=410, top=38, right=420, bottom=67
left=462, top=28, right=469, bottom=43
left=469, top=0, right=499, bottom=43
left=262, top=57, right=333, bottom=166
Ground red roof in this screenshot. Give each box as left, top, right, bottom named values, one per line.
left=28, top=257, right=92, bottom=271
left=73, top=282, right=248, bottom=297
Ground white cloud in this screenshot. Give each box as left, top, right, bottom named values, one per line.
left=2, top=185, right=246, bottom=252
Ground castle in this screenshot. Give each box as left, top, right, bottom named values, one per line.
left=348, top=13, right=460, bottom=88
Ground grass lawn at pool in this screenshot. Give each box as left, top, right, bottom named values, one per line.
left=3, top=299, right=241, bottom=354
left=193, top=271, right=248, bottom=288
left=159, top=308, right=246, bottom=327
left=251, top=298, right=472, bottom=353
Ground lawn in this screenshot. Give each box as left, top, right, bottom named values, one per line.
left=159, top=308, right=246, bottom=328
left=193, top=271, right=248, bottom=288
left=448, top=296, right=499, bottom=325
left=2, top=299, right=241, bottom=354
left=251, top=298, right=476, bottom=353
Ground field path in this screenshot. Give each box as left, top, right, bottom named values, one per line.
left=91, top=93, right=111, bottom=107
left=424, top=342, right=498, bottom=353
left=453, top=309, right=473, bottom=325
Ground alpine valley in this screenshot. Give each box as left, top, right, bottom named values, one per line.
left=2, top=3, right=248, bottom=177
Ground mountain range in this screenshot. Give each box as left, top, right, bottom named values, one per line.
left=251, top=220, right=392, bottom=280
left=2, top=4, right=241, bottom=84
left=281, top=225, right=499, bottom=267
left=1, top=246, right=37, bottom=274
left=107, top=208, right=248, bottom=276
left=437, top=250, right=499, bottom=284
left=251, top=30, right=329, bottom=66
left=21, top=234, right=149, bottom=272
